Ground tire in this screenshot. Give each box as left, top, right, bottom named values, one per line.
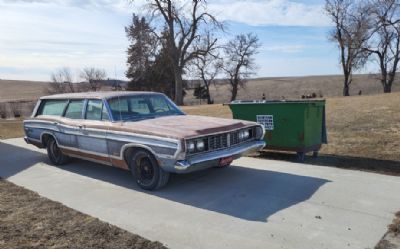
left=129, top=150, right=170, bottom=190
left=46, top=137, right=69, bottom=165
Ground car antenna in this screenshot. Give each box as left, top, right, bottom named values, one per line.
left=117, top=95, right=122, bottom=123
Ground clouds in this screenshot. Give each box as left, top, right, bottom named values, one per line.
left=0, top=0, right=338, bottom=81
left=208, top=0, right=330, bottom=27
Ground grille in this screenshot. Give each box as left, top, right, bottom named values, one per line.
left=230, top=132, right=239, bottom=145
left=187, top=126, right=257, bottom=155
left=208, top=133, right=229, bottom=150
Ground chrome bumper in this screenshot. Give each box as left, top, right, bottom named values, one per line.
left=174, top=140, right=265, bottom=173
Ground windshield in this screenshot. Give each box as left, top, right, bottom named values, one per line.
left=107, top=94, right=184, bottom=121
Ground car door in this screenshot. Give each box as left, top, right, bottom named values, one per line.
left=79, top=99, right=111, bottom=163
left=59, top=99, right=85, bottom=149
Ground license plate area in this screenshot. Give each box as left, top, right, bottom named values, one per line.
left=219, top=156, right=233, bottom=167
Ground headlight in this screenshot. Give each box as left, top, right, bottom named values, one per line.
left=256, top=125, right=265, bottom=139
left=196, top=139, right=205, bottom=151
left=187, top=141, right=195, bottom=152
left=238, top=130, right=250, bottom=141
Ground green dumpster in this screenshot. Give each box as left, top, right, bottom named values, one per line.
left=228, top=100, right=327, bottom=160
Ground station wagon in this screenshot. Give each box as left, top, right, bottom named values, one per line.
left=24, top=92, right=265, bottom=190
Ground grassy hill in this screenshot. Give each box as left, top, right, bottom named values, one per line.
left=1, top=74, right=399, bottom=104
left=185, top=74, right=400, bottom=105
left=0, top=79, right=49, bottom=102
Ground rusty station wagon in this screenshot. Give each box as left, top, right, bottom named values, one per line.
left=23, top=92, right=265, bottom=190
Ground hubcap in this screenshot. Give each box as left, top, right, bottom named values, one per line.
left=137, top=156, right=154, bottom=184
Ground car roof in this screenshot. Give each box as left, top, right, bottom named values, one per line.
left=40, top=91, right=162, bottom=100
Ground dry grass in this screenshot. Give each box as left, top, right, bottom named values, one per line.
left=2, top=74, right=399, bottom=105
left=183, top=92, right=400, bottom=162
left=0, top=178, right=166, bottom=249
left=0, top=80, right=48, bottom=102
left=0, top=119, right=24, bottom=140
left=185, top=74, right=400, bottom=105
left=388, top=211, right=400, bottom=235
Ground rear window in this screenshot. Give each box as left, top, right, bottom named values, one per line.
left=64, top=100, right=84, bottom=119
left=37, top=99, right=67, bottom=116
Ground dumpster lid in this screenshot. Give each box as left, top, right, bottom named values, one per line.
left=228, top=99, right=326, bottom=105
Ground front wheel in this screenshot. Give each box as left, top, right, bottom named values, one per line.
left=130, top=150, right=170, bottom=190
left=46, top=137, right=69, bottom=165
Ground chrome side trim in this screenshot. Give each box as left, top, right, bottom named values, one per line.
left=24, top=122, right=179, bottom=157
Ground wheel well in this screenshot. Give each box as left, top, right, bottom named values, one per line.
left=41, top=133, right=55, bottom=147
left=123, top=146, right=155, bottom=170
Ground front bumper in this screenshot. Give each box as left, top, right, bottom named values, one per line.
left=173, top=140, right=265, bottom=173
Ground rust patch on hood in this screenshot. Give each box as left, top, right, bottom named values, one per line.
left=114, top=115, right=257, bottom=139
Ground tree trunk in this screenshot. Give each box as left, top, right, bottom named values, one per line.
left=202, top=79, right=212, bottom=104
left=343, top=83, right=350, bottom=96
left=343, top=73, right=350, bottom=96
left=383, top=83, right=392, bottom=93
left=230, top=82, right=238, bottom=101
left=174, top=69, right=184, bottom=105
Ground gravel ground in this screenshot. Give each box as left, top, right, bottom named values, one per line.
left=0, top=178, right=167, bottom=249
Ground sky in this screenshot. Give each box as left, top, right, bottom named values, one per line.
left=0, top=0, right=363, bottom=81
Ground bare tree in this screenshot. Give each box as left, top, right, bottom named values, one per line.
left=223, top=33, right=261, bottom=102
left=366, top=0, right=400, bottom=93
left=80, top=67, right=107, bottom=91
left=191, top=34, right=222, bottom=104
left=131, top=0, right=221, bottom=105
left=48, top=67, right=75, bottom=94
left=325, top=0, right=372, bottom=96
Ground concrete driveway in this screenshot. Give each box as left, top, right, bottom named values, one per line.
left=1, top=138, right=400, bottom=249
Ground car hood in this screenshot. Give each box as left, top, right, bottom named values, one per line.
left=114, top=115, right=258, bottom=140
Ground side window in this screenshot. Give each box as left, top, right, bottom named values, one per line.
left=64, top=100, right=84, bottom=119
left=85, top=100, right=103, bottom=120
left=37, top=100, right=67, bottom=116
left=129, top=98, right=150, bottom=114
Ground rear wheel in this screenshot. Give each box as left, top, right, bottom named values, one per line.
left=129, top=150, right=170, bottom=190
left=46, top=137, right=69, bottom=165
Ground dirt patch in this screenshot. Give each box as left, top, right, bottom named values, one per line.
left=388, top=212, right=400, bottom=235
left=375, top=212, right=400, bottom=249
left=0, top=178, right=167, bottom=249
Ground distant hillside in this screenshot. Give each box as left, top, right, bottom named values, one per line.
left=185, top=74, right=400, bottom=105
left=0, top=80, right=49, bottom=102
left=1, top=74, right=399, bottom=104
left=0, top=79, right=128, bottom=102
